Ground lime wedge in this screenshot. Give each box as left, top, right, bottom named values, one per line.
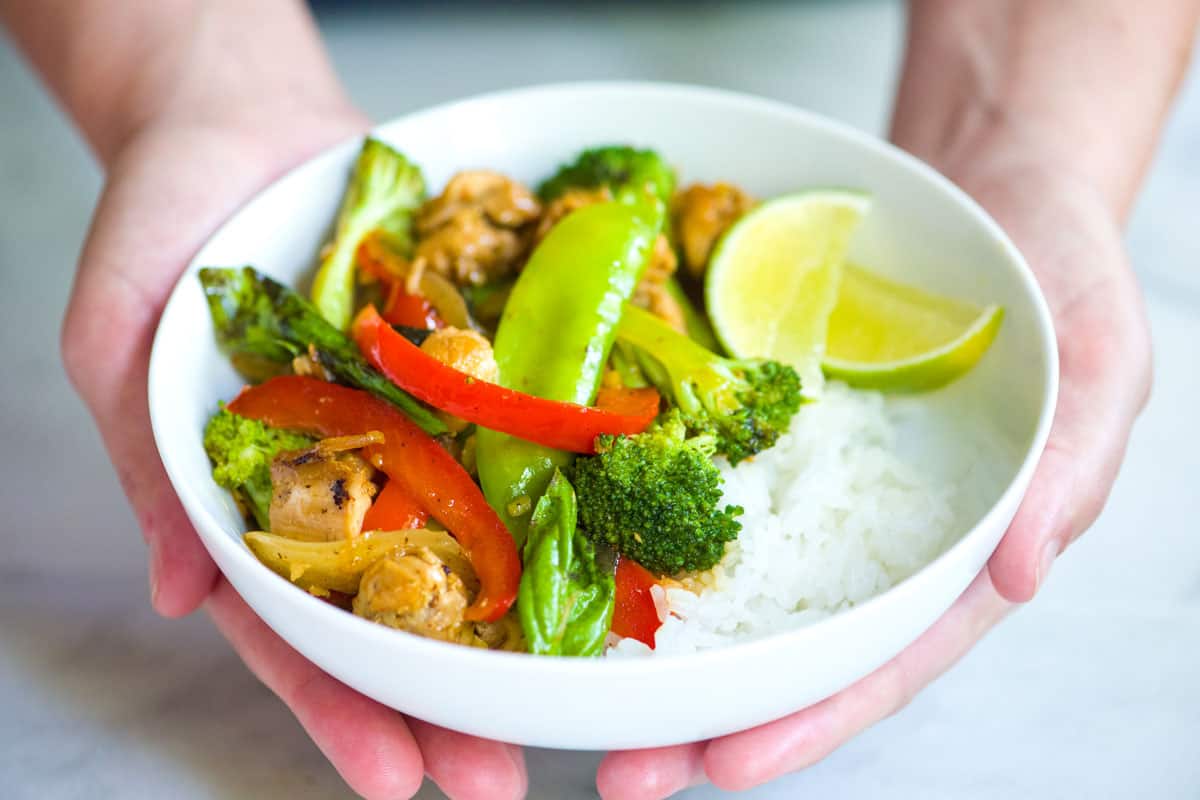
left=821, top=264, right=1003, bottom=392
left=706, top=190, right=870, bottom=391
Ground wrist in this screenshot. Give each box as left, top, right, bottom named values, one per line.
left=4, top=0, right=364, bottom=169
left=928, top=121, right=1121, bottom=226
left=110, top=4, right=367, bottom=169
left=120, top=86, right=369, bottom=166
left=890, top=47, right=1128, bottom=225
left=892, top=0, right=1198, bottom=226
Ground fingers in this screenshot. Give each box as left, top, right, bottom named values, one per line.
left=62, top=118, right=368, bottom=617
left=598, top=574, right=1009, bottom=797
left=701, top=571, right=1010, bottom=792
left=596, top=743, right=705, bottom=800
left=406, top=719, right=527, bottom=800
left=207, top=579, right=425, bottom=800
left=209, top=580, right=529, bottom=800
left=61, top=303, right=217, bottom=618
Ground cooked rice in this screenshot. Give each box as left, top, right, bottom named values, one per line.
left=609, top=382, right=1008, bottom=657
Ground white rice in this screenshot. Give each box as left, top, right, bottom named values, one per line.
left=609, top=382, right=1007, bottom=657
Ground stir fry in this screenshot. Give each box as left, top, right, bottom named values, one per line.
left=201, top=139, right=801, bottom=654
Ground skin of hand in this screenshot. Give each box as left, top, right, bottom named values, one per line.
left=595, top=0, right=1199, bottom=795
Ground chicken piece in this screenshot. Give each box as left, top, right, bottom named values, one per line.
left=671, top=182, right=755, bottom=278
left=420, top=326, right=499, bottom=382
left=352, top=548, right=470, bottom=642
left=419, top=170, right=542, bottom=230
left=473, top=612, right=527, bottom=652
left=419, top=327, right=499, bottom=434
left=268, top=434, right=382, bottom=542
left=631, top=234, right=687, bottom=334
left=534, top=186, right=613, bottom=242
left=412, top=209, right=528, bottom=287
left=414, top=171, right=541, bottom=286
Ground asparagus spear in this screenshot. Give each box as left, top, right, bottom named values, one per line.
left=199, top=266, right=447, bottom=436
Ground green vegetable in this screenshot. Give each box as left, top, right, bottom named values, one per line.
left=539, top=146, right=724, bottom=367
left=609, top=280, right=718, bottom=391
left=665, top=276, right=721, bottom=352
left=475, top=202, right=657, bottom=544
left=461, top=278, right=515, bottom=333
left=199, top=266, right=447, bottom=435
left=573, top=411, right=742, bottom=575
left=539, top=145, right=676, bottom=209
left=609, top=341, right=650, bottom=389
left=616, top=304, right=802, bottom=465
left=203, top=408, right=313, bottom=529
left=517, top=470, right=615, bottom=656
left=311, top=138, right=425, bottom=330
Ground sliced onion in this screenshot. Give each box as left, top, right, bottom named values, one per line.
left=649, top=583, right=668, bottom=622
left=417, top=269, right=477, bottom=331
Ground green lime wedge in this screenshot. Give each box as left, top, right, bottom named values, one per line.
left=705, top=190, right=870, bottom=392
left=821, top=264, right=1003, bottom=392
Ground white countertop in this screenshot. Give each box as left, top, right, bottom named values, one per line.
left=1, top=3, right=1197, bottom=797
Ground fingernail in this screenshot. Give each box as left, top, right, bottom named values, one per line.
left=1037, top=539, right=1060, bottom=590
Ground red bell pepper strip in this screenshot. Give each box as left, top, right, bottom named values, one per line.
left=362, top=479, right=429, bottom=532
left=611, top=557, right=662, bottom=648
left=228, top=375, right=520, bottom=622
left=384, top=289, right=442, bottom=329
left=356, top=237, right=444, bottom=329
left=356, top=235, right=401, bottom=284
left=353, top=305, right=660, bottom=453
left=594, top=384, right=660, bottom=418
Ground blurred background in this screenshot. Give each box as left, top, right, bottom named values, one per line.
left=1, top=2, right=1197, bottom=797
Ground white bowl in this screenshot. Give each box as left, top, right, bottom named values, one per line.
left=148, top=83, right=1057, bottom=750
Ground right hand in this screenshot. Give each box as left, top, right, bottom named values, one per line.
left=62, top=105, right=529, bottom=800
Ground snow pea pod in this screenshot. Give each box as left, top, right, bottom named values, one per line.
left=518, top=469, right=614, bottom=656
left=476, top=201, right=657, bottom=544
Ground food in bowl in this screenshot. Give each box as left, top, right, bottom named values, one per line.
left=198, top=137, right=1001, bottom=658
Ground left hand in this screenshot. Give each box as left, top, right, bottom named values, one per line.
left=62, top=106, right=528, bottom=799
left=595, top=150, right=1152, bottom=799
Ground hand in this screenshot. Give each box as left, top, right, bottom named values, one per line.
left=595, top=155, right=1151, bottom=798
left=61, top=108, right=528, bottom=799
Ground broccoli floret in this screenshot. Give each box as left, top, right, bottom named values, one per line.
left=203, top=408, right=313, bottom=529
left=539, top=145, right=675, bottom=208
left=311, top=138, right=426, bottom=330
left=616, top=304, right=802, bottom=465
left=573, top=412, right=742, bottom=575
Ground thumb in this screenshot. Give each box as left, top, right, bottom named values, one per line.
left=62, top=180, right=219, bottom=617
left=988, top=265, right=1150, bottom=602
left=62, top=116, right=369, bottom=617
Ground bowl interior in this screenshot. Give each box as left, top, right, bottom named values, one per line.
left=149, top=83, right=1056, bottom=749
